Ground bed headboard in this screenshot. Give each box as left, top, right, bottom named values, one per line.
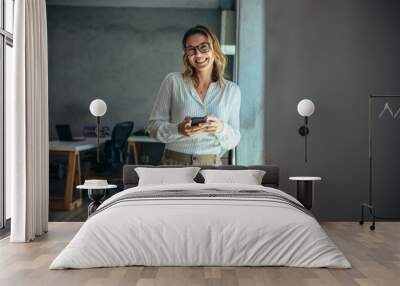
left=123, top=165, right=280, bottom=189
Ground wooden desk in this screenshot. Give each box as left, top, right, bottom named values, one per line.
left=127, top=135, right=159, bottom=164
left=49, top=138, right=108, bottom=210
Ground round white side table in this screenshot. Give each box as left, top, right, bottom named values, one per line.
left=77, top=184, right=117, bottom=216
left=289, top=177, right=322, bottom=210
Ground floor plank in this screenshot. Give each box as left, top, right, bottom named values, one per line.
left=0, top=222, right=399, bottom=286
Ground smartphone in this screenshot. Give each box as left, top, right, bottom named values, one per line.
left=191, top=116, right=208, bottom=126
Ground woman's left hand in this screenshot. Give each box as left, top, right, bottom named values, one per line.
left=199, top=115, right=224, bottom=134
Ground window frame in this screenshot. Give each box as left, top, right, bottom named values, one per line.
left=0, top=0, right=13, bottom=230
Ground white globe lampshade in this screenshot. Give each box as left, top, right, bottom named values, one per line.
left=297, top=99, right=315, bottom=117
left=89, top=99, right=107, bottom=117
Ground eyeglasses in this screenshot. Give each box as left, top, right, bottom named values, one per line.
left=185, top=42, right=211, bottom=56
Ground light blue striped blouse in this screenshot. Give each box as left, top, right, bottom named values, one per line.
left=147, top=72, right=241, bottom=156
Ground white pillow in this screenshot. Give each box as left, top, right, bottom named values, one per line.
left=135, top=167, right=200, bottom=186
left=200, top=169, right=266, bottom=185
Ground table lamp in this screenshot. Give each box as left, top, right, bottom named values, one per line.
left=297, top=99, right=315, bottom=163
left=89, top=99, right=107, bottom=163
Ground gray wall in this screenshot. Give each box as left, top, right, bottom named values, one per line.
left=47, top=6, right=220, bottom=139
left=266, top=0, right=400, bottom=220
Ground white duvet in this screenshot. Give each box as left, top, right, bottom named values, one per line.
left=50, top=183, right=351, bottom=269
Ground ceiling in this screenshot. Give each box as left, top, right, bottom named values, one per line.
left=46, top=0, right=235, bottom=9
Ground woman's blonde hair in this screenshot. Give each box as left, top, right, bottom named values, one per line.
left=182, top=25, right=227, bottom=87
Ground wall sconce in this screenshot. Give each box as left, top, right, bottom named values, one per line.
left=297, top=99, right=315, bottom=163
left=89, top=99, right=107, bottom=164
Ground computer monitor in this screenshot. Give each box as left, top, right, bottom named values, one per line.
left=56, top=125, right=84, bottom=142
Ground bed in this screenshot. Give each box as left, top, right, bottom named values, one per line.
left=50, top=165, right=350, bottom=269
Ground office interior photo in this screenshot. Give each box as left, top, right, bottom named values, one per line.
left=1, top=0, right=400, bottom=285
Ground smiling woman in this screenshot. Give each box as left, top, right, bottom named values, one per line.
left=147, top=25, right=241, bottom=166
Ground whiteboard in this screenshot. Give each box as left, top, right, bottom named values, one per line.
left=370, top=96, right=400, bottom=217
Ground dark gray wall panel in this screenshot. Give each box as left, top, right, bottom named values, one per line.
left=266, top=0, right=400, bottom=220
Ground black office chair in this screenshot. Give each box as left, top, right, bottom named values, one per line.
left=88, top=121, right=134, bottom=192
left=105, top=121, right=134, bottom=169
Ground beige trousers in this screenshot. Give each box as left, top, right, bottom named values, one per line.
left=161, top=149, right=222, bottom=166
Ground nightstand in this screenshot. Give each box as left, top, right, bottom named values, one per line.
left=289, top=177, right=322, bottom=210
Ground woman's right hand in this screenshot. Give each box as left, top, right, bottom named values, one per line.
left=178, top=116, right=204, bottom=136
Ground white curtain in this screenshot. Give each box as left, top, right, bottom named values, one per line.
left=8, top=0, right=49, bottom=242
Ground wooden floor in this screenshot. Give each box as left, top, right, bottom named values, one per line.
left=0, top=222, right=399, bottom=286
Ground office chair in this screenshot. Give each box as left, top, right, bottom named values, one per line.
left=105, top=121, right=134, bottom=169
left=88, top=121, right=133, bottom=193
